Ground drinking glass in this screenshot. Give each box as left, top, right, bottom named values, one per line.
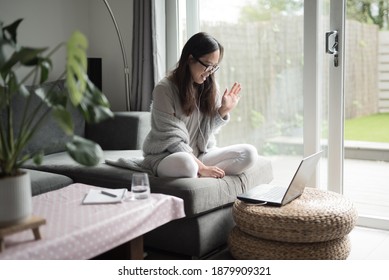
left=131, top=172, right=150, bottom=200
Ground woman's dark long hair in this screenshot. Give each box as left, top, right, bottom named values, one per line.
left=168, top=32, right=224, bottom=117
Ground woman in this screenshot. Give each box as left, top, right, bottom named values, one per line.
left=142, top=32, right=258, bottom=178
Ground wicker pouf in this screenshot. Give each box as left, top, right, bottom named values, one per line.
left=229, top=187, right=358, bottom=259
left=229, top=227, right=351, bottom=260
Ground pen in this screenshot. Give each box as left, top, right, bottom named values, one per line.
left=101, top=190, right=117, bottom=198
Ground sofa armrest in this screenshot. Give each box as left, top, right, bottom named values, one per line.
left=85, top=111, right=151, bottom=150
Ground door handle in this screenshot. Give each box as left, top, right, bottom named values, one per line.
left=326, top=30, right=339, bottom=67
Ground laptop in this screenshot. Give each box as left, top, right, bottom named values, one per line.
left=237, top=151, right=323, bottom=206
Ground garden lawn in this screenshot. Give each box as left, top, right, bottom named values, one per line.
left=344, top=113, right=389, bottom=143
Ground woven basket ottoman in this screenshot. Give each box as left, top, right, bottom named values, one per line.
left=228, top=187, right=358, bottom=260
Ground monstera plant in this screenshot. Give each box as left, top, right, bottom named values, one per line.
left=0, top=18, right=113, bottom=225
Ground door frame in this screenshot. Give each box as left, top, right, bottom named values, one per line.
left=304, top=0, right=345, bottom=191
left=303, top=0, right=321, bottom=187
left=326, top=0, right=346, bottom=193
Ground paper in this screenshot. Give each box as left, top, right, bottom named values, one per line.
left=82, top=188, right=127, bottom=204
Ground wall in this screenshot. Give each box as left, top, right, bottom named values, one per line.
left=0, top=0, right=133, bottom=111
left=88, top=0, right=133, bottom=111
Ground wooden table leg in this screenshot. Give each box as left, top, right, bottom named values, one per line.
left=0, top=238, right=4, bottom=252
left=125, top=235, right=144, bottom=260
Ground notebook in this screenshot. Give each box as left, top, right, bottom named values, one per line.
left=82, top=188, right=127, bottom=204
left=237, top=151, right=323, bottom=206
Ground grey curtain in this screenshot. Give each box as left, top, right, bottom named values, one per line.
left=131, top=0, right=154, bottom=111
left=131, top=0, right=167, bottom=111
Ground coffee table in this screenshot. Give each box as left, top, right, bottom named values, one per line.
left=0, top=183, right=185, bottom=259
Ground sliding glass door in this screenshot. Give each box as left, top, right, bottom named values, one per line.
left=342, top=0, right=389, bottom=228
left=320, top=0, right=389, bottom=229
left=171, top=0, right=389, bottom=229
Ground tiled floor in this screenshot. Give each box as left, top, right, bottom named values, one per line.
left=145, top=226, right=389, bottom=260
left=348, top=226, right=389, bottom=259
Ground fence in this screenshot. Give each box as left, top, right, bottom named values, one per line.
left=202, top=17, right=382, bottom=150
left=379, top=31, right=389, bottom=113
left=345, top=20, right=378, bottom=118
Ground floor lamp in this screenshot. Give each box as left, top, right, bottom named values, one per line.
left=102, top=0, right=131, bottom=111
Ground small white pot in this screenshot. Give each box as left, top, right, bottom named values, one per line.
left=0, top=171, right=32, bottom=227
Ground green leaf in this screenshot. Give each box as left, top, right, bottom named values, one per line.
left=66, top=136, right=103, bottom=166
left=0, top=47, right=47, bottom=78
left=20, top=47, right=48, bottom=65
left=39, top=58, right=52, bottom=84
left=65, top=70, right=81, bottom=104
left=0, top=45, right=6, bottom=69
left=34, top=83, right=67, bottom=108
left=76, top=80, right=114, bottom=123
left=0, top=86, right=6, bottom=109
left=7, top=71, right=18, bottom=93
left=0, top=19, right=23, bottom=69
left=32, top=152, right=44, bottom=166
left=2, top=18, right=23, bottom=45
left=52, top=107, right=73, bottom=135
left=66, top=31, right=88, bottom=106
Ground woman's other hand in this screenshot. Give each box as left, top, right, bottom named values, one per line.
left=198, top=165, right=225, bottom=178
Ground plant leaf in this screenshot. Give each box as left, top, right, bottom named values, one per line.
left=39, top=58, right=52, bottom=84
left=0, top=86, right=6, bottom=109
left=0, top=47, right=47, bottom=78
left=34, top=84, right=66, bottom=107
left=66, top=31, right=88, bottom=106
left=1, top=18, right=23, bottom=45
left=32, top=152, right=44, bottom=166
left=0, top=19, right=24, bottom=71
left=52, top=107, right=74, bottom=135
left=7, top=71, right=18, bottom=93
left=66, top=135, right=103, bottom=166
left=76, top=80, right=114, bottom=123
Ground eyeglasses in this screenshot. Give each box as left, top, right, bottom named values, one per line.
left=193, top=56, right=220, bottom=74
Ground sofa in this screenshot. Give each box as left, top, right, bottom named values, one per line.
left=13, top=80, right=273, bottom=259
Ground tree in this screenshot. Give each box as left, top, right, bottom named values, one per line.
left=239, top=0, right=303, bottom=22
left=239, top=0, right=389, bottom=30
left=347, top=0, right=388, bottom=30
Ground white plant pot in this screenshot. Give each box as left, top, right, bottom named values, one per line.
left=0, top=171, right=32, bottom=227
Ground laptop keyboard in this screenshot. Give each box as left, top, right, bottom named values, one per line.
left=251, top=185, right=287, bottom=200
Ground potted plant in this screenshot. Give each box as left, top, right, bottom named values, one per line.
left=0, top=18, right=114, bottom=226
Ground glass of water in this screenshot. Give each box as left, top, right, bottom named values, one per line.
left=131, top=172, right=150, bottom=200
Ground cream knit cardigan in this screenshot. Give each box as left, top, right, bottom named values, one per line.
left=106, top=106, right=229, bottom=176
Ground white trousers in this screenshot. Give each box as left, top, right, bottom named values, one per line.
left=157, top=144, right=258, bottom=178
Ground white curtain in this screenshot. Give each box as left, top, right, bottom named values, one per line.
left=152, top=0, right=166, bottom=85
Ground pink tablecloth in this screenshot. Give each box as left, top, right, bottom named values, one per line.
left=0, top=183, right=185, bottom=259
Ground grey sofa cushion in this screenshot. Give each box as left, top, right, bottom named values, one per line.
left=86, top=112, right=151, bottom=150
left=23, top=151, right=141, bottom=191
left=23, top=150, right=273, bottom=217
left=24, top=169, right=73, bottom=196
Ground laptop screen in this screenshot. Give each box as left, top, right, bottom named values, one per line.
left=281, top=151, right=323, bottom=204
